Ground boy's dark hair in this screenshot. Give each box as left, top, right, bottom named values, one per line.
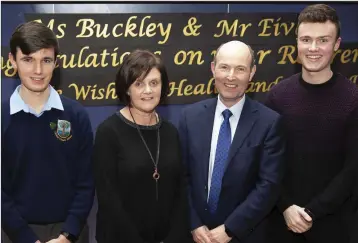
left=115, top=49, right=169, bottom=105
left=10, top=21, right=59, bottom=59
left=298, top=4, right=341, bottom=39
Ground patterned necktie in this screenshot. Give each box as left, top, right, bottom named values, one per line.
left=208, top=109, right=232, bottom=213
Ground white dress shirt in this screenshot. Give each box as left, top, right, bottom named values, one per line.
left=10, top=85, right=64, bottom=117
left=207, top=95, right=246, bottom=199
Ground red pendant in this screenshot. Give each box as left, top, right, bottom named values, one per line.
left=153, top=169, right=160, bottom=180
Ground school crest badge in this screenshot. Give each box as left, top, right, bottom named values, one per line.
left=54, top=119, right=72, bottom=141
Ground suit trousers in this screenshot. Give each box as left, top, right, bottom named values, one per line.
left=2, top=222, right=89, bottom=243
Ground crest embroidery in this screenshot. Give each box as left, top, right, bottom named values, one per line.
left=54, top=119, right=72, bottom=141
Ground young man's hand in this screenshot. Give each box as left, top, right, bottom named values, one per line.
left=283, top=205, right=312, bottom=233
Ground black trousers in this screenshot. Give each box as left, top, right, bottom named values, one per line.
left=267, top=209, right=351, bottom=243
left=2, top=222, right=89, bottom=243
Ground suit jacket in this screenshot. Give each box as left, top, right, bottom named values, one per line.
left=178, top=97, right=285, bottom=242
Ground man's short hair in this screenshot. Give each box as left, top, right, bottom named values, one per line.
left=298, top=4, right=341, bottom=39
left=213, top=43, right=256, bottom=69
left=10, top=21, right=59, bottom=59
left=115, top=49, right=169, bottom=105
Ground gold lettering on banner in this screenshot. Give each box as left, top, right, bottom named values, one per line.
left=207, top=78, right=217, bottom=94
left=333, top=48, right=358, bottom=64
left=125, top=16, right=138, bottom=37
left=111, top=47, right=120, bottom=66
left=168, top=79, right=186, bottom=96
left=135, top=15, right=173, bottom=44
left=158, top=21, right=172, bottom=44
left=193, top=84, right=206, bottom=95
left=258, top=18, right=274, bottom=37
left=258, top=18, right=295, bottom=37
left=139, top=16, right=151, bottom=36
left=76, top=19, right=95, bottom=37
left=246, top=81, right=268, bottom=92
left=66, top=79, right=217, bottom=101
left=69, top=84, right=91, bottom=100
left=84, top=53, right=100, bottom=68
left=119, top=52, right=131, bottom=66
left=246, top=76, right=283, bottom=93
left=59, top=46, right=103, bottom=68
left=100, top=49, right=110, bottom=67
left=56, top=47, right=135, bottom=69
left=183, top=84, right=193, bottom=95
left=69, top=82, right=118, bottom=101
left=76, top=19, right=110, bottom=38
left=341, top=50, right=352, bottom=63
left=174, top=50, right=204, bottom=65
left=24, top=14, right=355, bottom=106
left=33, top=19, right=66, bottom=38
left=105, top=82, right=117, bottom=99
left=277, top=45, right=297, bottom=64
left=145, top=23, right=157, bottom=37
left=211, top=50, right=217, bottom=58
left=58, top=53, right=76, bottom=68
left=75, top=17, right=172, bottom=44
left=183, top=17, right=202, bottom=36
left=256, top=50, right=272, bottom=64
left=1, top=57, right=17, bottom=77
left=214, top=19, right=252, bottom=37
left=90, top=85, right=105, bottom=100
left=168, top=78, right=217, bottom=97
left=112, top=23, right=124, bottom=37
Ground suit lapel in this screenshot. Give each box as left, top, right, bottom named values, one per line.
left=225, top=97, right=258, bottom=167
left=198, top=98, right=217, bottom=185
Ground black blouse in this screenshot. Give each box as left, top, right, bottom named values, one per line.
left=93, top=112, right=190, bottom=243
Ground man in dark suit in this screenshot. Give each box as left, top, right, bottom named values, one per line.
left=178, top=40, right=285, bottom=243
